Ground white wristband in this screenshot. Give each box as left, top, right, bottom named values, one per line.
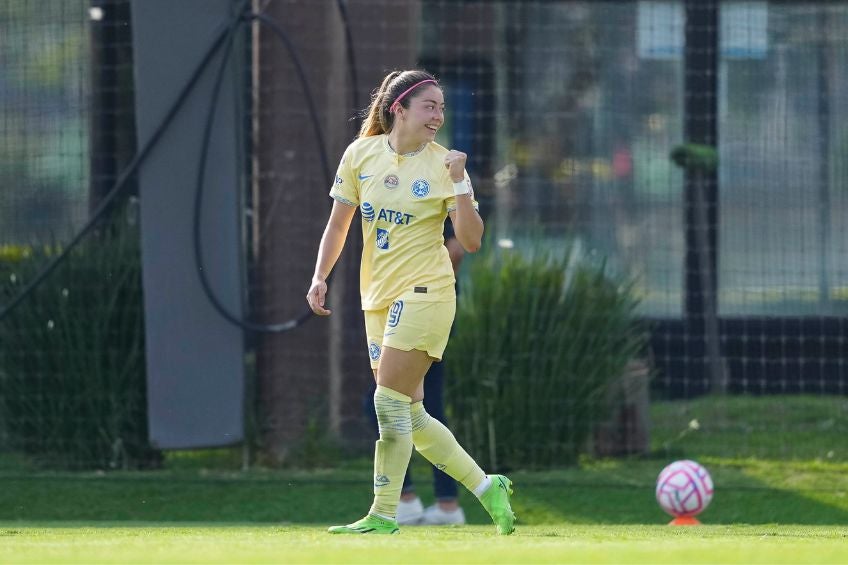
left=452, top=180, right=470, bottom=196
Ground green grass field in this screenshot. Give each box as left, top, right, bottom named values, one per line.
left=1, top=395, right=847, bottom=563
left=2, top=457, right=847, bottom=564
left=3, top=525, right=847, bottom=564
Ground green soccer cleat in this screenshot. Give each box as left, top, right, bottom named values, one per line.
left=479, top=475, right=516, bottom=535
left=327, top=514, right=400, bottom=535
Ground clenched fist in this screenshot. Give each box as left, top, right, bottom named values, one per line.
left=444, top=150, right=467, bottom=183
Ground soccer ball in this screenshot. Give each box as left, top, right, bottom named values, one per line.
left=655, top=460, right=714, bottom=518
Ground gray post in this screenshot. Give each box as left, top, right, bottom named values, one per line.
left=131, top=0, right=245, bottom=448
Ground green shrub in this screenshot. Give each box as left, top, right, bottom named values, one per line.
left=0, top=208, right=157, bottom=469
left=445, top=241, right=647, bottom=469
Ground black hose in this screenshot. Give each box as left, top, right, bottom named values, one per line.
left=192, top=12, right=331, bottom=332
left=335, top=0, right=361, bottom=125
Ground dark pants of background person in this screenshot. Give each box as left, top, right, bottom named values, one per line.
left=364, top=360, right=459, bottom=501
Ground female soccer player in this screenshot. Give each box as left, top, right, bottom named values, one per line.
left=306, top=69, right=515, bottom=535
left=363, top=224, right=466, bottom=526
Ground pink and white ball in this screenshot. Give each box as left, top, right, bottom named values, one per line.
left=656, top=460, right=714, bottom=519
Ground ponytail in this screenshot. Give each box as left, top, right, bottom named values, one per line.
left=358, top=71, right=402, bottom=138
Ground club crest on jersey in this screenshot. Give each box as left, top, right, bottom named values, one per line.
left=411, top=178, right=430, bottom=198
left=384, top=174, right=399, bottom=189
left=334, top=175, right=343, bottom=185
left=361, top=201, right=375, bottom=222
left=368, top=341, right=381, bottom=361
left=376, top=228, right=389, bottom=250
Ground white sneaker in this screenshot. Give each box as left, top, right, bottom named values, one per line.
left=396, top=497, right=425, bottom=525
left=421, top=503, right=466, bottom=525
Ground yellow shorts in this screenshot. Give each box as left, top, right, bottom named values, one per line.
left=364, top=296, right=456, bottom=369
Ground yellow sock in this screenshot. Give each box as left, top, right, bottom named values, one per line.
left=410, top=401, right=486, bottom=493
left=369, top=385, right=413, bottom=519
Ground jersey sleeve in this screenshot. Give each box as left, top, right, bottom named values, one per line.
left=446, top=170, right=480, bottom=213
left=329, top=148, right=359, bottom=207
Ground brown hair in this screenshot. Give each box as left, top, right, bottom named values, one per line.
left=358, top=69, right=439, bottom=138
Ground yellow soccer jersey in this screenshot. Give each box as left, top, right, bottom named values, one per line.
left=329, top=134, right=479, bottom=310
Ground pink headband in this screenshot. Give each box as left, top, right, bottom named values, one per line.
left=389, top=79, right=437, bottom=114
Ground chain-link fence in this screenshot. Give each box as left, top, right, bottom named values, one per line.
left=1, top=1, right=846, bottom=470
